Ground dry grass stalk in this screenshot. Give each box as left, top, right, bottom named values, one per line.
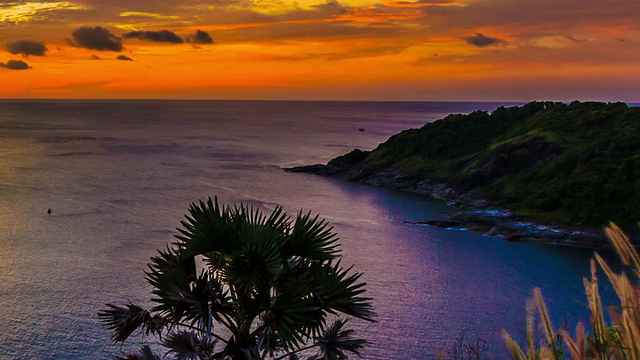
left=503, top=223, right=640, bottom=360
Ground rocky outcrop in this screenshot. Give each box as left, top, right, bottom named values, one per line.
left=286, top=100, right=640, bottom=249
left=404, top=210, right=608, bottom=249
left=286, top=151, right=611, bottom=249
left=287, top=149, right=374, bottom=179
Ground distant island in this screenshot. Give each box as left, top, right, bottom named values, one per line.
left=289, top=101, right=640, bottom=249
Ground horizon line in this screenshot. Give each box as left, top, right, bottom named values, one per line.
left=2, top=98, right=636, bottom=104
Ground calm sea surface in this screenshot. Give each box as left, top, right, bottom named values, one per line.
left=0, top=100, right=616, bottom=359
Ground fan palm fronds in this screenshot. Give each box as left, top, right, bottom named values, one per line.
left=101, top=197, right=374, bottom=359
left=313, top=319, right=367, bottom=360
left=114, top=346, right=161, bottom=360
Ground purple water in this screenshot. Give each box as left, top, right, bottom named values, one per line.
left=0, top=100, right=614, bottom=359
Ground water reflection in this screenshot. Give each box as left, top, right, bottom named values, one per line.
left=0, top=100, right=617, bottom=359
left=302, top=177, right=617, bottom=358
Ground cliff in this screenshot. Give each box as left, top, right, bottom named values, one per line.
left=288, top=101, right=640, bottom=248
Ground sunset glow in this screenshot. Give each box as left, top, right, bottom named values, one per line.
left=1, top=0, right=639, bottom=100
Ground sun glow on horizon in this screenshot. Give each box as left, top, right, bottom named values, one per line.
left=0, top=0, right=638, bottom=101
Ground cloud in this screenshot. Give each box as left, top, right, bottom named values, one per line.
left=565, top=35, right=587, bottom=43
left=122, top=30, right=183, bottom=43
left=0, top=1, right=86, bottom=24
left=71, top=26, right=123, bottom=51
left=5, top=40, right=48, bottom=57
left=0, top=59, right=30, bottom=70
left=119, top=11, right=181, bottom=20
left=90, top=54, right=101, bottom=60
left=187, top=30, right=215, bottom=44
left=116, top=55, right=134, bottom=61
left=268, top=44, right=408, bottom=61
left=462, top=32, right=508, bottom=47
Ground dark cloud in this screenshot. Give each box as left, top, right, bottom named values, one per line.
left=71, top=26, right=123, bottom=51
left=90, top=54, right=101, bottom=60
left=122, top=30, right=183, bottom=43
left=187, top=30, right=215, bottom=44
left=0, top=59, right=30, bottom=70
left=116, top=55, right=134, bottom=61
left=5, top=40, right=48, bottom=57
left=462, top=32, right=508, bottom=47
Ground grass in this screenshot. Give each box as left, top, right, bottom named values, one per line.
left=502, top=223, right=640, bottom=359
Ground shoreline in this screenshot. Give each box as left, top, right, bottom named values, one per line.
left=286, top=154, right=613, bottom=250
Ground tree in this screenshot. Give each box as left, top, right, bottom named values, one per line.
left=99, top=198, right=375, bottom=359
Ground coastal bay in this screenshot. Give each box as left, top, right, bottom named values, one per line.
left=288, top=101, right=640, bottom=249
left=0, top=100, right=621, bottom=359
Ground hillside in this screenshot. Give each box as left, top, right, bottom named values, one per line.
left=291, top=101, right=640, bottom=229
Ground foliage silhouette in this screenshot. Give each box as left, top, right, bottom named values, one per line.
left=100, top=198, right=374, bottom=359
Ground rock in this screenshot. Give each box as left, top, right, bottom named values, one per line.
left=286, top=164, right=327, bottom=174
left=450, top=211, right=503, bottom=227
left=327, top=148, right=369, bottom=167
left=285, top=149, right=372, bottom=178
left=285, top=149, right=628, bottom=250
left=421, top=220, right=463, bottom=228
left=489, top=225, right=507, bottom=236
left=362, top=170, right=420, bottom=188
left=537, top=229, right=567, bottom=240
left=502, top=233, right=524, bottom=242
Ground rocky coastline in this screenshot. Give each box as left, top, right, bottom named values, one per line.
left=286, top=149, right=611, bottom=250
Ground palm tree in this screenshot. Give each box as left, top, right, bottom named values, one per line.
left=99, top=197, right=375, bottom=359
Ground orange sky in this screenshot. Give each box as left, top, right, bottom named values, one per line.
left=1, top=0, right=639, bottom=101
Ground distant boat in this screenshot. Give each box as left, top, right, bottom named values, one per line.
left=358, top=128, right=365, bottom=132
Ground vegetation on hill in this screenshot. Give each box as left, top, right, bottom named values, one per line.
left=358, top=101, right=640, bottom=227
left=100, top=198, right=374, bottom=360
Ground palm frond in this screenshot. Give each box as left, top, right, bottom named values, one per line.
left=162, top=330, right=216, bottom=360
left=145, top=246, right=194, bottom=319
left=310, top=261, right=375, bottom=322
left=281, top=211, right=340, bottom=261
left=314, top=319, right=367, bottom=360
left=264, top=206, right=292, bottom=235
left=174, top=197, right=242, bottom=257
left=267, top=284, right=324, bottom=351
left=171, top=270, right=237, bottom=332
left=113, top=345, right=162, bottom=360
left=256, top=311, right=283, bottom=358
left=99, top=303, right=165, bottom=343
left=102, top=197, right=375, bottom=359
left=227, top=223, right=283, bottom=295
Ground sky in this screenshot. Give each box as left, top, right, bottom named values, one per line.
left=0, top=0, right=639, bottom=101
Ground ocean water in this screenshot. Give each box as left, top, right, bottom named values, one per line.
left=0, top=100, right=615, bottom=359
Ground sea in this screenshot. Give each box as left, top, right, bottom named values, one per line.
left=0, top=100, right=617, bottom=359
